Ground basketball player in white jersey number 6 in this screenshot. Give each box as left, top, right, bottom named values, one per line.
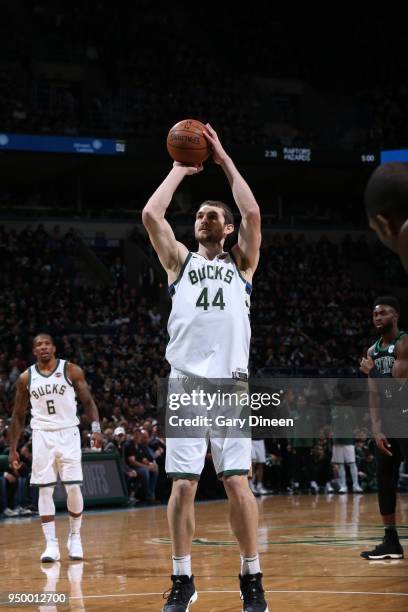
left=143, top=124, right=268, bottom=612
left=8, top=334, right=102, bottom=562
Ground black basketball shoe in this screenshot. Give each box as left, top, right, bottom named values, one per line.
left=360, top=536, right=404, bottom=560
left=162, top=575, right=198, bottom=611
left=239, top=572, right=269, bottom=612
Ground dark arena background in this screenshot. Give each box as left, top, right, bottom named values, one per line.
left=0, top=3, right=407, bottom=611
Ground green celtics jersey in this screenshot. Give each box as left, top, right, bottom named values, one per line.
left=370, top=330, right=407, bottom=378
left=370, top=330, right=407, bottom=404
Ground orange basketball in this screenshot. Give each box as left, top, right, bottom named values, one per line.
left=166, top=119, right=210, bottom=165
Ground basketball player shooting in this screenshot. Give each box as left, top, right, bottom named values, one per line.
left=142, top=123, right=268, bottom=611
left=8, top=334, right=102, bottom=562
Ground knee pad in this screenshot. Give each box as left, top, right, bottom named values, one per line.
left=38, top=486, right=56, bottom=516
left=65, top=484, right=83, bottom=514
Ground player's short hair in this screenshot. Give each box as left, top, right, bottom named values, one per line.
left=365, top=162, right=408, bottom=220
left=32, top=333, right=54, bottom=347
left=373, top=295, right=400, bottom=314
left=198, top=200, right=234, bottom=226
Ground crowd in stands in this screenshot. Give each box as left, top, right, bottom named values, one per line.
left=0, top=3, right=407, bottom=148
left=0, top=223, right=407, bottom=515
left=251, top=233, right=407, bottom=374
left=0, top=187, right=371, bottom=232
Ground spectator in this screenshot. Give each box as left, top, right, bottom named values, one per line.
left=331, top=439, right=363, bottom=494
left=104, top=426, right=139, bottom=502
left=124, top=429, right=158, bottom=503
left=250, top=439, right=272, bottom=496
left=309, top=444, right=333, bottom=494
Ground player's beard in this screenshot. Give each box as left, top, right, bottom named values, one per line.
left=38, top=353, right=52, bottom=364
left=195, top=228, right=224, bottom=245
left=379, top=320, right=394, bottom=335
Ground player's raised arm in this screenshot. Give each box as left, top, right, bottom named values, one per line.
left=203, top=124, right=261, bottom=274
left=142, top=163, right=202, bottom=278
left=68, top=363, right=102, bottom=447
left=8, top=371, right=30, bottom=465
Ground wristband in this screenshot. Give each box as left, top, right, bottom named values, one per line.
left=91, top=421, right=101, bottom=433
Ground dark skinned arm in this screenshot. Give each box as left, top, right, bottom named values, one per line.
left=392, top=335, right=408, bottom=379
left=8, top=371, right=30, bottom=466
left=67, top=363, right=103, bottom=448
left=367, top=376, right=392, bottom=456
left=392, top=335, right=408, bottom=425
left=360, top=345, right=392, bottom=456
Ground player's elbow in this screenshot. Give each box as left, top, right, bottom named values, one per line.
left=244, top=206, right=261, bottom=230
left=142, top=205, right=155, bottom=227
left=142, top=204, right=163, bottom=230
left=244, top=205, right=261, bottom=223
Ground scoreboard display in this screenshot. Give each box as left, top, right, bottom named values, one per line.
left=262, top=146, right=378, bottom=166
left=1, top=130, right=398, bottom=169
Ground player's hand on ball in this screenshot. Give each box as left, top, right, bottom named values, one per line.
left=173, top=161, right=203, bottom=175
left=360, top=355, right=374, bottom=374
left=203, top=123, right=228, bottom=164
left=91, top=432, right=103, bottom=452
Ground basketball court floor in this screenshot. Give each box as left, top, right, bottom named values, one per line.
left=1, top=494, right=407, bottom=611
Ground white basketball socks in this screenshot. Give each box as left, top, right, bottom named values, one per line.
left=349, top=462, right=359, bottom=488
left=42, top=520, right=56, bottom=542
left=338, top=464, right=346, bottom=489
left=241, top=554, right=261, bottom=575
left=172, top=554, right=192, bottom=577
left=69, top=515, right=82, bottom=535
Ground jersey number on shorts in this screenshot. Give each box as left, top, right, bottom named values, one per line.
left=196, top=287, right=225, bottom=311
left=46, top=399, right=56, bottom=415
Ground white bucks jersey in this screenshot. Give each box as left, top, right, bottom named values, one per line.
left=28, top=359, right=79, bottom=430
left=166, top=251, right=252, bottom=378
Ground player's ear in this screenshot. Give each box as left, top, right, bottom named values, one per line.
left=370, top=214, right=399, bottom=253
left=224, top=223, right=234, bottom=236
left=376, top=213, right=398, bottom=238
left=397, top=219, right=408, bottom=273
left=373, top=215, right=392, bottom=237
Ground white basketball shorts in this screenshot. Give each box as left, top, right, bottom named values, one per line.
left=251, top=439, right=266, bottom=463
left=165, top=368, right=252, bottom=479
left=31, top=427, right=83, bottom=486
left=166, top=436, right=252, bottom=479
left=331, top=444, right=356, bottom=464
